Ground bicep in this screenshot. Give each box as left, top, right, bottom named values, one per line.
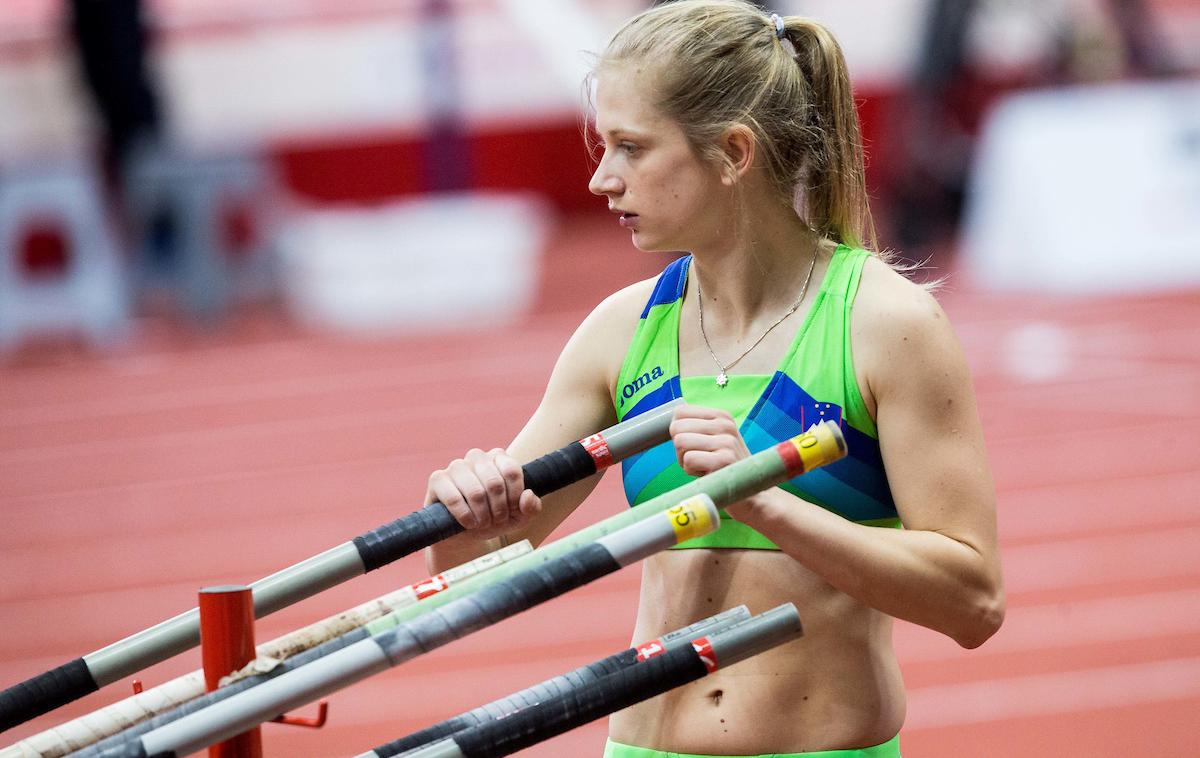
left=870, top=297, right=998, bottom=557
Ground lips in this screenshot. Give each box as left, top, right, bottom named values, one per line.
left=614, top=211, right=639, bottom=228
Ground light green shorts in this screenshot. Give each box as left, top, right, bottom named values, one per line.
left=603, top=734, right=901, bottom=758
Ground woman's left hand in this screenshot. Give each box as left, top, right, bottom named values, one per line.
left=669, top=404, right=764, bottom=517
left=669, top=403, right=751, bottom=475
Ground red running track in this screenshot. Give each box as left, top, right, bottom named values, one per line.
left=1, top=213, right=1198, bottom=757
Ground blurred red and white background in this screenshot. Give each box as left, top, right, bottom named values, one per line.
left=2, top=1, right=1200, bottom=756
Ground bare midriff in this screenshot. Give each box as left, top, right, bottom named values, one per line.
left=608, top=548, right=906, bottom=754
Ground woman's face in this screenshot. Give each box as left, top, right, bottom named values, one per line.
left=588, top=66, right=728, bottom=253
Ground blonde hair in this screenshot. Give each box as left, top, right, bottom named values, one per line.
left=591, top=0, right=877, bottom=251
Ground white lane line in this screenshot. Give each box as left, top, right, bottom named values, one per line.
left=0, top=393, right=529, bottom=465
left=1000, top=526, right=1200, bottom=594
left=0, top=316, right=582, bottom=424
left=977, top=369, right=1198, bottom=407
left=996, top=471, right=1198, bottom=542
left=906, top=657, right=1200, bottom=729
left=0, top=452, right=413, bottom=509
left=897, top=587, right=1200, bottom=663
left=0, top=349, right=544, bottom=429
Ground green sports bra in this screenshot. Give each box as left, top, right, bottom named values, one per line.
left=614, top=247, right=900, bottom=550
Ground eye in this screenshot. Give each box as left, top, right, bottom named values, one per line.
left=618, top=141, right=640, bottom=156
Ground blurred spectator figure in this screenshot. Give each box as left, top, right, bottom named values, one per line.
left=1057, top=0, right=1180, bottom=83
left=66, top=0, right=163, bottom=198
left=421, top=0, right=472, bottom=192
left=0, top=1, right=156, bottom=352
left=889, top=0, right=977, bottom=266
left=888, top=0, right=1182, bottom=265
left=62, top=0, right=279, bottom=326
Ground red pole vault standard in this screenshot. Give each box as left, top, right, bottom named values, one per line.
left=199, top=586, right=263, bottom=758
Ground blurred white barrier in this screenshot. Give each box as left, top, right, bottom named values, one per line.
left=276, top=192, right=550, bottom=333
left=124, top=143, right=280, bottom=322
left=961, top=79, right=1200, bottom=293
left=0, top=161, right=130, bottom=350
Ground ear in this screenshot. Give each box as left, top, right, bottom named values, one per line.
left=719, top=124, right=756, bottom=186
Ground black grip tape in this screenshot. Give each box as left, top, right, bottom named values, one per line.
left=353, top=441, right=595, bottom=573
left=452, top=645, right=708, bottom=758
left=73, top=627, right=373, bottom=757
left=0, top=657, right=97, bottom=732
left=353, top=503, right=462, bottom=572
left=375, top=543, right=621, bottom=663
left=373, top=648, right=638, bottom=756
left=520, top=442, right=596, bottom=496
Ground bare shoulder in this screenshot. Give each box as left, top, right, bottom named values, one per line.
left=591, top=275, right=658, bottom=324
left=571, top=276, right=658, bottom=375
left=853, top=256, right=966, bottom=409
left=856, top=256, right=950, bottom=332
left=551, top=275, right=659, bottom=402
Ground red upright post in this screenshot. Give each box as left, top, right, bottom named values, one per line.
left=199, top=585, right=263, bottom=758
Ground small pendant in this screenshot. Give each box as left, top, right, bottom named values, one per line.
left=716, top=371, right=729, bottom=387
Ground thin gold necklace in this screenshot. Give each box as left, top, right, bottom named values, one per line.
left=696, top=252, right=818, bottom=387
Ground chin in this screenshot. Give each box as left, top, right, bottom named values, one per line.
left=630, top=230, right=680, bottom=254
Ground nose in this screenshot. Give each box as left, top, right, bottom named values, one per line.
left=588, top=152, right=624, bottom=198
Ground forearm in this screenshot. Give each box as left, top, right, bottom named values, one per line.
left=424, top=532, right=504, bottom=573
left=731, top=491, right=1004, bottom=648
left=425, top=532, right=505, bottom=575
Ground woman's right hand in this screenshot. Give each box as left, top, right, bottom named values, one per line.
left=426, top=447, right=543, bottom=540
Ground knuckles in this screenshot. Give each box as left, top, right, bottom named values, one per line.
left=427, top=447, right=526, bottom=531
left=483, top=476, right=507, bottom=496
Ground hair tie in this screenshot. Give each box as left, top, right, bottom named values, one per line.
left=769, top=13, right=786, bottom=40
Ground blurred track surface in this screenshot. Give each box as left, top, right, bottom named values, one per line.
left=2, top=214, right=1197, bottom=756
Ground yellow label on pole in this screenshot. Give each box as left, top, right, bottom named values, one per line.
left=666, top=496, right=716, bottom=543
left=790, top=421, right=848, bottom=473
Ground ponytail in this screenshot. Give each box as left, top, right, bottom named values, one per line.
left=783, top=19, right=875, bottom=250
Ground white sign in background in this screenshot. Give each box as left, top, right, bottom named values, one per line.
left=961, top=80, right=1200, bottom=293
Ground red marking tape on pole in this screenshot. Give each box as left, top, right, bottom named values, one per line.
left=776, top=422, right=846, bottom=478
left=410, top=574, right=448, bottom=600
left=691, top=636, right=719, bottom=673
left=580, top=433, right=614, bottom=468
left=635, top=639, right=666, bottom=662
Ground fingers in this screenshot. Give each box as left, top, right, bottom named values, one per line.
left=669, top=404, right=738, bottom=436
left=518, top=488, right=543, bottom=521
left=426, top=448, right=533, bottom=532
left=470, top=448, right=510, bottom=526
left=669, top=404, right=749, bottom=477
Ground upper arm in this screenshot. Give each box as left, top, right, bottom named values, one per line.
left=503, top=280, right=653, bottom=546
left=855, top=263, right=999, bottom=563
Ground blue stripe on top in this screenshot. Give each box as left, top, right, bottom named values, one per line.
left=623, top=375, right=681, bottom=421
left=639, top=256, right=691, bottom=319
left=745, top=372, right=896, bottom=519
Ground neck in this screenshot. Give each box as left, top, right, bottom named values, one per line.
left=688, top=209, right=825, bottom=334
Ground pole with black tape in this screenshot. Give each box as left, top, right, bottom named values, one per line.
left=66, top=420, right=847, bottom=757
left=406, top=604, right=804, bottom=758
left=360, top=605, right=751, bottom=757
left=0, top=399, right=682, bottom=733
left=3, top=542, right=533, bottom=758
left=89, top=494, right=724, bottom=758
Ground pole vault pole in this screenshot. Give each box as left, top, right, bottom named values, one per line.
left=102, top=495, right=725, bottom=758
left=406, top=605, right=804, bottom=758
left=69, top=421, right=846, bottom=757
left=0, top=399, right=682, bottom=732
left=360, top=605, right=752, bottom=757
left=2, top=542, right=532, bottom=758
